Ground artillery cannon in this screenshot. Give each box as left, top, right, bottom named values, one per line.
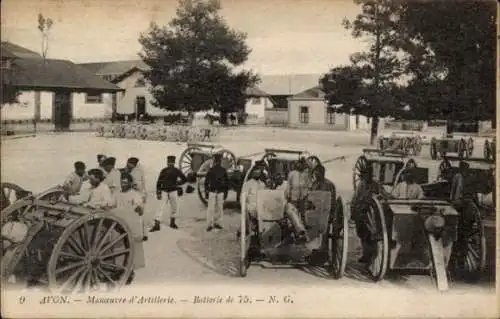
left=430, top=134, right=474, bottom=160
left=350, top=154, right=487, bottom=290
left=238, top=189, right=348, bottom=279
left=352, top=148, right=417, bottom=191
left=378, top=132, right=423, bottom=156
left=178, top=143, right=236, bottom=177
left=1, top=184, right=144, bottom=294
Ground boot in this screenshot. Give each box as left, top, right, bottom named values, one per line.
left=169, top=217, right=178, bottom=229
left=149, top=220, right=160, bottom=232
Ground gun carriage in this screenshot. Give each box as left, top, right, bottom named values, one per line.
left=351, top=151, right=487, bottom=291
left=1, top=184, right=144, bottom=294
left=378, top=132, right=423, bottom=156
left=430, top=134, right=474, bottom=160
left=237, top=190, right=348, bottom=279
left=236, top=149, right=348, bottom=278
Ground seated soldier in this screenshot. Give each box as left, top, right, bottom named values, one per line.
left=391, top=170, right=424, bottom=199
left=237, top=166, right=267, bottom=238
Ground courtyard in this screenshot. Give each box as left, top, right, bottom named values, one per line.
left=1, top=127, right=496, bottom=318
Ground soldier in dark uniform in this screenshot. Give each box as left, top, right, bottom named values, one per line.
left=204, top=153, right=229, bottom=231
left=150, top=155, right=187, bottom=231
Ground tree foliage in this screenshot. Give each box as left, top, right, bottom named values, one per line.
left=398, top=0, right=496, bottom=123
left=138, top=0, right=259, bottom=118
left=321, top=0, right=407, bottom=143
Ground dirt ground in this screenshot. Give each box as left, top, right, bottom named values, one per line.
left=1, top=127, right=497, bottom=318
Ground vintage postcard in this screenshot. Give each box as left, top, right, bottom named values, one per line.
left=1, top=0, right=498, bottom=318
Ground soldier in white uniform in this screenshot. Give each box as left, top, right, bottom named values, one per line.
left=126, top=157, right=147, bottom=203
left=115, top=173, right=148, bottom=242
left=391, top=170, right=424, bottom=199
left=62, top=161, right=88, bottom=197
left=102, top=157, right=121, bottom=195
left=78, top=169, right=116, bottom=209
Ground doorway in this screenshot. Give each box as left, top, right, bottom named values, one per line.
left=135, top=96, right=146, bottom=120
left=53, top=91, right=72, bottom=131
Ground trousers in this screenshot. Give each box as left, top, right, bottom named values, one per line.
left=155, top=191, right=179, bottom=221
left=207, top=192, right=224, bottom=227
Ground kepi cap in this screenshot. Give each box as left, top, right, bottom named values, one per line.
left=167, top=155, right=176, bottom=163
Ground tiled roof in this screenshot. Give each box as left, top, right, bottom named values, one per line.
left=78, top=59, right=148, bottom=76
left=7, top=58, right=123, bottom=92
left=245, top=86, right=269, bottom=96
left=290, top=86, right=325, bottom=100
left=258, top=73, right=323, bottom=95
left=1, top=41, right=42, bottom=59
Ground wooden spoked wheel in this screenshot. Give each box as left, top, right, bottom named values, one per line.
left=327, top=196, right=348, bottom=279
left=353, top=155, right=368, bottom=191
left=467, top=138, right=474, bottom=157
left=47, top=213, right=134, bottom=294
left=365, top=195, right=389, bottom=282
left=238, top=193, right=249, bottom=277
left=1, top=183, right=32, bottom=211
left=430, top=138, right=438, bottom=160
left=178, top=146, right=201, bottom=177
left=484, top=140, right=490, bottom=160
left=1, top=199, right=36, bottom=228
left=196, top=160, right=213, bottom=206
left=449, top=201, right=486, bottom=282
left=218, top=149, right=237, bottom=170
left=36, top=186, right=66, bottom=202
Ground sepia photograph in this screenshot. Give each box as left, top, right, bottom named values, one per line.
left=0, top=0, right=498, bottom=318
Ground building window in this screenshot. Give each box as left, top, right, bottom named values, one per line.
left=299, top=106, right=309, bottom=124
left=85, top=93, right=102, bottom=104
left=251, top=97, right=261, bottom=105
left=1, top=59, right=12, bottom=69
left=134, top=78, right=146, bottom=87
left=326, top=107, right=335, bottom=125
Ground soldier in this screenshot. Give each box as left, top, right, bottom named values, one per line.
left=391, top=170, right=424, bottom=199
left=151, top=155, right=187, bottom=231
left=126, top=157, right=147, bottom=203
left=102, top=157, right=121, bottom=195
left=115, top=172, right=148, bottom=242
left=78, top=169, right=116, bottom=209
left=62, top=161, right=88, bottom=197
left=204, top=153, right=228, bottom=231
left=97, top=154, right=107, bottom=174
left=285, top=157, right=312, bottom=226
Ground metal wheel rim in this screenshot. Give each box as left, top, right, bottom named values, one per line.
left=196, top=160, right=212, bottom=206
left=365, top=196, right=389, bottom=281
left=178, top=147, right=201, bottom=176
left=328, top=196, right=348, bottom=279
left=451, top=201, right=486, bottom=279
left=239, top=192, right=248, bottom=277
left=47, top=213, right=134, bottom=294
left=353, top=156, right=368, bottom=191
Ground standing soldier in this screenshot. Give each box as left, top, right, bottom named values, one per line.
left=115, top=172, right=148, bottom=242
left=204, top=153, right=229, bottom=231
left=151, top=155, right=187, bottom=231
left=126, top=157, right=147, bottom=203
left=62, top=161, right=88, bottom=198
left=102, top=157, right=121, bottom=195
left=97, top=154, right=107, bottom=174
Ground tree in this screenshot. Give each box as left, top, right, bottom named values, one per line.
left=138, top=0, right=259, bottom=122
left=1, top=79, right=21, bottom=105
left=37, top=13, right=54, bottom=60
left=397, top=1, right=496, bottom=130
left=323, top=0, right=407, bottom=144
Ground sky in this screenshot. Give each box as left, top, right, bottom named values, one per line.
left=1, top=0, right=368, bottom=75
